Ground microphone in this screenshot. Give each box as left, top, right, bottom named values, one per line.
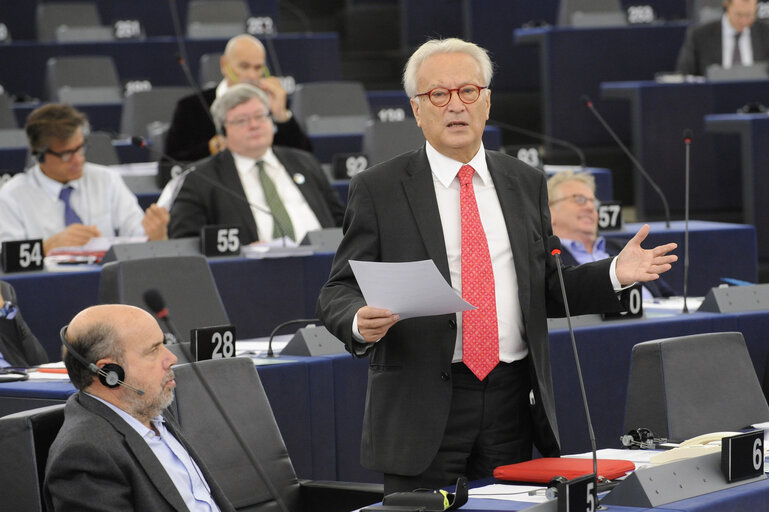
left=580, top=95, right=671, bottom=228
left=551, top=248, right=600, bottom=508
left=265, top=318, right=321, bottom=357
left=682, top=129, right=693, bottom=313
left=489, top=119, right=586, bottom=168
left=143, top=288, right=184, bottom=343
left=131, top=136, right=291, bottom=245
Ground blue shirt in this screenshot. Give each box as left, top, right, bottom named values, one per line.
left=88, top=394, right=221, bottom=511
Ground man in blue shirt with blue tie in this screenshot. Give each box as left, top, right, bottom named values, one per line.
left=0, top=104, right=169, bottom=255
left=45, top=304, right=234, bottom=511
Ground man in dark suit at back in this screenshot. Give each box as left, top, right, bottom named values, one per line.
left=548, top=171, right=675, bottom=298
left=169, top=84, right=344, bottom=245
left=677, top=0, right=769, bottom=75
left=164, top=34, right=311, bottom=164
left=316, top=37, right=678, bottom=494
left=0, top=281, right=48, bottom=368
left=45, top=304, right=234, bottom=511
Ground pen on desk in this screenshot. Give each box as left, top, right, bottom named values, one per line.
left=35, top=368, right=69, bottom=374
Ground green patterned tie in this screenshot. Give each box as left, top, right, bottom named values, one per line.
left=257, top=160, right=295, bottom=241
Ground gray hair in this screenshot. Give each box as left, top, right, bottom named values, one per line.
left=547, top=170, right=596, bottom=203
left=402, top=38, right=494, bottom=98
left=210, top=83, right=271, bottom=132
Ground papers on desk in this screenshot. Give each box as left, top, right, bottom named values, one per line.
left=469, top=484, right=548, bottom=503
left=242, top=238, right=315, bottom=259
left=44, top=236, right=147, bottom=270
left=27, top=361, right=71, bottom=380
left=643, top=296, right=704, bottom=317
left=349, top=259, right=474, bottom=320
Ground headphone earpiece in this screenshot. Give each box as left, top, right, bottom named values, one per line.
left=98, top=363, right=126, bottom=388
left=620, top=427, right=666, bottom=449
left=34, top=151, right=45, bottom=163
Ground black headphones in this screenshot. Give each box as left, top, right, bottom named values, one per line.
left=620, top=427, right=666, bottom=449
left=33, top=150, right=45, bottom=163
left=59, top=325, right=144, bottom=395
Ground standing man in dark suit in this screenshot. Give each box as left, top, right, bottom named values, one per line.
left=169, top=84, right=344, bottom=244
left=548, top=171, right=675, bottom=298
left=0, top=281, right=48, bottom=368
left=164, top=34, right=311, bottom=164
left=677, top=0, right=769, bottom=75
left=45, top=304, right=234, bottom=511
left=317, top=38, right=678, bottom=494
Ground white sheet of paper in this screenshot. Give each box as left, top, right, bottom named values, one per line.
left=349, top=259, right=475, bottom=320
left=469, top=483, right=548, bottom=503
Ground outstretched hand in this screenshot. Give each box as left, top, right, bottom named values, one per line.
left=615, top=224, right=678, bottom=286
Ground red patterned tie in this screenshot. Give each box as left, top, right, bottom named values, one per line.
left=458, top=164, right=499, bottom=380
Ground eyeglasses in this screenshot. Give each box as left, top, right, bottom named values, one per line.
left=550, top=194, right=601, bottom=209
left=225, top=112, right=271, bottom=128
left=45, top=141, right=87, bottom=162
left=414, top=84, right=487, bottom=107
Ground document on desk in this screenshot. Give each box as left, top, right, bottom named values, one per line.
left=349, top=259, right=475, bottom=320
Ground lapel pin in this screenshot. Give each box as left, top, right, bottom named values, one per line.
left=293, top=173, right=306, bottom=185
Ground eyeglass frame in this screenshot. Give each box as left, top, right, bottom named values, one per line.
left=224, top=111, right=272, bottom=128
left=413, top=84, right=488, bottom=107
left=549, top=194, right=601, bottom=209
left=44, top=141, right=88, bottom=162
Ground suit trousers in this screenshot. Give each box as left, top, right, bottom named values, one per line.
left=384, top=358, right=533, bottom=494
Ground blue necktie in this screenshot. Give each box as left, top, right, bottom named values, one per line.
left=59, top=186, right=83, bottom=226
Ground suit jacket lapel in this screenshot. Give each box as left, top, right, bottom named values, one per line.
left=487, top=152, right=532, bottom=323
left=78, top=394, right=189, bottom=512
left=274, top=147, right=332, bottom=227
left=217, top=151, right=260, bottom=242
left=403, top=149, right=451, bottom=282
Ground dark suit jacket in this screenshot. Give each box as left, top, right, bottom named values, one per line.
left=559, top=238, right=675, bottom=298
left=316, top=147, right=623, bottom=476
left=0, top=281, right=48, bottom=367
left=44, top=392, right=235, bottom=512
left=164, top=87, right=312, bottom=163
left=676, top=18, right=769, bottom=76
left=169, top=147, right=345, bottom=244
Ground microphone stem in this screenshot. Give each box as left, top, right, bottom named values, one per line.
left=585, top=103, right=671, bottom=228
left=490, top=120, right=586, bottom=168
left=683, top=140, right=691, bottom=313
left=554, top=254, right=599, bottom=494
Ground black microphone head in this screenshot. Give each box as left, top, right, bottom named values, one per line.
left=580, top=95, right=593, bottom=107
left=683, top=129, right=693, bottom=143
left=142, top=289, right=165, bottom=314
left=130, top=136, right=146, bottom=148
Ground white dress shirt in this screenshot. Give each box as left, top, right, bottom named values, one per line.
left=0, top=163, right=146, bottom=244
left=232, top=148, right=321, bottom=242
left=722, top=14, right=754, bottom=67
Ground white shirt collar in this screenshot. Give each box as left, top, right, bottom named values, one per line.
left=722, top=13, right=751, bottom=38
left=231, top=147, right=278, bottom=174
left=425, top=141, right=489, bottom=188
left=31, top=164, right=82, bottom=200
left=86, top=392, right=163, bottom=439
left=215, top=79, right=229, bottom=99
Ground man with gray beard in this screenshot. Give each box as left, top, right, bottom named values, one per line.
left=44, top=305, right=234, bottom=511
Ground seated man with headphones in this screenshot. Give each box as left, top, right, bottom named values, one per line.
left=45, top=304, right=235, bottom=511
left=0, top=104, right=169, bottom=255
